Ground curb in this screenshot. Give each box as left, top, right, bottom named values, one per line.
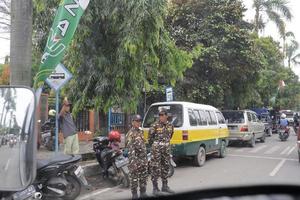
left=80, top=159, right=100, bottom=177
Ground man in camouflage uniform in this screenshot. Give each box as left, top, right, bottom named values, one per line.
left=126, top=115, right=148, bottom=199
left=148, top=108, right=175, bottom=195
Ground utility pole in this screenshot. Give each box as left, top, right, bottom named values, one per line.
left=10, top=0, right=32, bottom=86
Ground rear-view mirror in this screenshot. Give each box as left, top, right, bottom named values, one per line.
left=0, top=86, right=36, bottom=191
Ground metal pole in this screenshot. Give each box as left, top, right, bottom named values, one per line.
left=55, top=89, right=60, bottom=153
left=108, top=108, right=111, bottom=133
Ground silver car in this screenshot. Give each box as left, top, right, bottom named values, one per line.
left=222, top=110, right=266, bottom=147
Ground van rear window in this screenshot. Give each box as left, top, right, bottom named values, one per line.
left=143, top=104, right=183, bottom=128
left=222, top=111, right=245, bottom=124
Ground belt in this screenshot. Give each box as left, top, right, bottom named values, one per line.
left=153, top=141, right=169, bottom=145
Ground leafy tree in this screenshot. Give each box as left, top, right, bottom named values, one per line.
left=252, top=0, right=292, bottom=36
left=168, top=0, right=264, bottom=109
left=0, top=0, right=10, bottom=35
left=32, top=0, right=192, bottom=113
left=0, top=64, right=9, bottom=85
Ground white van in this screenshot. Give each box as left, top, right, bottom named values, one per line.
left=142, top=101, right=229, bottom=166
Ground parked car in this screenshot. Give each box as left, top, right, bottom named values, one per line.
left=259, top=113, right=272, bottom=136
left=222, top=110, right=266, bottom=147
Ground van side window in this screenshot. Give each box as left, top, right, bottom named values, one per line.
left=199, top=110, right=208, bottom=126
left=247, top=112, right=252, bottom=122
left=205, top=111, right=213, bottom=125
left=216, top=112, right=226, bottom=124
left=209, top=111, right=218, bottom=125
left=188, top=109, right=197, bottom=126
left=193, top=110, right=201, bottom=125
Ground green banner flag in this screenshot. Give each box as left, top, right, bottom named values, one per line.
left=34, top=0, right=90, bottom=88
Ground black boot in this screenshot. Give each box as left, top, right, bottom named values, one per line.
left=132, top=189, right=138, bottom=200
left=140, top=187, right=148, bottom=198
left=161, top=180, right=175, bottom=194
left=152, top=180, right=160, bottom=196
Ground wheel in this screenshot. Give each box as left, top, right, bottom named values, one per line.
left=260, top=133, right=266, bottom=143
left=167, top=164, right=175, bottom=178
left=62, top=175, right=81, bottom=200
left=218, top=140, right=227, bottom=158
left=194, top=146, right=206, bottom=167
left=119, top=167, right=130, bottom=188
left=249, top=135, right=255, bottom=147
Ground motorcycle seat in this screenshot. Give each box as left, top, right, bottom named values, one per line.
left=37, top=153, right=81, bottom=169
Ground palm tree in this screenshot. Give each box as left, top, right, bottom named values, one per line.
left=286, top=38, right=300, bottom=68
left=282, top=31, right=294, bottom=59
left=253, top=0, right=292, bottom=36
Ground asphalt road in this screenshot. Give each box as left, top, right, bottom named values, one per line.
left=0, top=142, right=23, bottom=188
left=78, top=131, right=300, bottom=200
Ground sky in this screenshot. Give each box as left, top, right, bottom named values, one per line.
left=0, top=0, right=299, bottom=74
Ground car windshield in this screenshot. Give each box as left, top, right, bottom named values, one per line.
left=143, top=104, right=183, bottom=128
left=222, top=111, right=245, bottom=124
left=2, top=0, right=300, bottom=198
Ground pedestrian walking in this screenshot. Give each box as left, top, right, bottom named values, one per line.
left=148, top=108, right=175, bottom=195
left=59, top=98, right=79, bottom=155
left=126, top=114, right=148, bottom=199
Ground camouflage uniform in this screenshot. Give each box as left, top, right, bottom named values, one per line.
left=148, top=120, right=174, bottom=190
left=126, top=127, right=148, bottom=195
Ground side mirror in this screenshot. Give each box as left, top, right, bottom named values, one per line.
left=0, top=86, right=36, bottom=191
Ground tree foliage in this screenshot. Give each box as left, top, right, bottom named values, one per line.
left=0, top=64, right=9, bottom=85
left=32, top=0, right=193, bottom=113
left=253, top=0, right=292, bottom=36
left=168, top=0, right=264, bottom=109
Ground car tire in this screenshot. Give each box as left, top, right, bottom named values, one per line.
left=194, top=146, right=206, bottom=167
left=218, top=140, right=227, bottom=158
left=260, top=133, right=266, bottom=143
left=249, top=135, right=256, bottom=148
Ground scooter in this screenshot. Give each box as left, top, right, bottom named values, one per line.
left=93, top=136, right=130, bottom=188
left=40, top=117, right=58, bottom=151
left=147, top=153, right=176, bottom=178
left=279, top=126, right=290, bottom=141
left=36, top=154, right=89, bottom=200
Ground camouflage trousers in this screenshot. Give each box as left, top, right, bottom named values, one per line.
left=129, top=160, right=148, bottom=192
left=150, top=142, right=170, bottom=182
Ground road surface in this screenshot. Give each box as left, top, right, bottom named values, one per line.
left=78, top=132, right=300, bottom=200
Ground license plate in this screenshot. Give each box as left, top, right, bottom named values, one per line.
left=115, top=158, right=129, bottom=168
left=13, top=185, right=36, bottom=200
left=74, top=166, right=83, bottom=176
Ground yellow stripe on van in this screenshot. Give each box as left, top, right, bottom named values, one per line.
left=143, top=128, right=229, bottom=144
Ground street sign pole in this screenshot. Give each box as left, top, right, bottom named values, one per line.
left=55, top=89, right=60, bottom=153
left=108, top=107, right=111, bottom=133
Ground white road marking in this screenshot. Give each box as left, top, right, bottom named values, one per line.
left=249, top=145, right=267, bottom=153
left=4, top=159, right=10, bottom=171
left=287, top=146, right=296, bottom=156
left=269, top=159, right=286, bottom=177
left=227, top=154, right=298, bottom=161
left=78, top=187, right=118, bottom=200
left=264, top=146, right=281, bottom=154
left=235, top=148, right=244, bottom=152
left=280, top=146, right=291, bottom=155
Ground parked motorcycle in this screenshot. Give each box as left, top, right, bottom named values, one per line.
left=40, top=110, right=58, bottom=151
left=10, top=154, right=89, bottom=200
left=34, top=154, right=89, bottom=200
left=279, top=126, right=290, bottom=141
left=93, top=136, right=130, bottom=188
left=147, top=153, right=176, bottom=178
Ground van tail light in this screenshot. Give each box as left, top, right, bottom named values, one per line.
left=240, top=125, right=248, bottom=132
left=182, top=130, right=189, bottom=140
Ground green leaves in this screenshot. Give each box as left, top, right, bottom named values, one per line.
left=54, top=0, right=192, bottom=113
